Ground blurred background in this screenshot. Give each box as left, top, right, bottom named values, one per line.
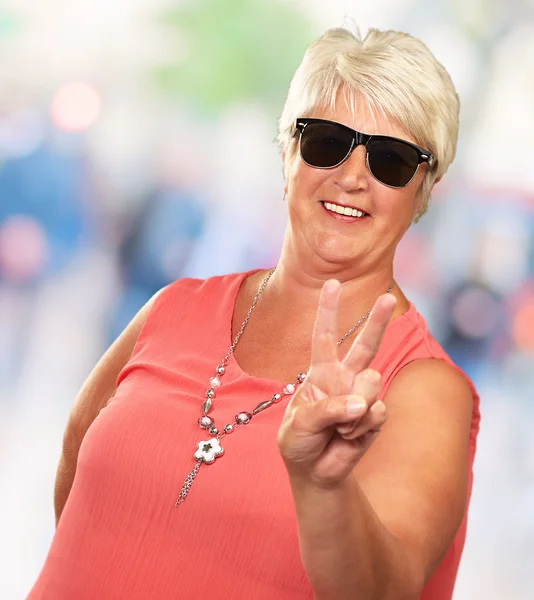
left=0, top=0, right=533, bottom=598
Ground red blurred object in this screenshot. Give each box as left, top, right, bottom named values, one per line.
left=51, top=82, right=101, bottom=132
left=0, top=215, right=49, bottom=281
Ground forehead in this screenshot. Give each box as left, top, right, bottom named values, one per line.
left=310, top=91, right=416, bottom=144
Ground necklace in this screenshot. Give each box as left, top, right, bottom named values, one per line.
left=176, top=269, right=393, bottom=506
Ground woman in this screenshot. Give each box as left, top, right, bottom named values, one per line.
left=28, top=27, right=479, bottom=600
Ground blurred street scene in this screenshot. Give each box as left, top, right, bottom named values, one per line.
left=1, top=1, right=533, bottom=598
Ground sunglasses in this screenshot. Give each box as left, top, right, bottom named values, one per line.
left=295, top=118, right=436, bottom=188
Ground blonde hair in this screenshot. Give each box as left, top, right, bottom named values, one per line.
left=278, top=27, right=460, bottom=221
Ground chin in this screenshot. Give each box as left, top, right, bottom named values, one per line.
left=310, top=238, right=366, bottom=267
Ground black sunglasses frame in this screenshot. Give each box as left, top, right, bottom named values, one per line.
left=295, top=118, right=436, bottom=189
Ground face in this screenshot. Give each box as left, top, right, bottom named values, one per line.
left=283, top=93, right=428, bottom=272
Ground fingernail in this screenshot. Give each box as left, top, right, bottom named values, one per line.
left=346, top=399, right=366, bottom=417
left=325, top=279, right=340, bottom=296
left=384, top=294, right=397, bottom=308
left=370, top=401, right=385, bottom=415
left=363, top=370, right=381, bottom=383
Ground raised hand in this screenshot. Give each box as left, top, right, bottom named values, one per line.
left=278, top=280, right=396, bottom=488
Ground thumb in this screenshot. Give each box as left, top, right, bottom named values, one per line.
left=290, top=392, right=368, bottom=434
left=290, top=381, right=328, bottom=406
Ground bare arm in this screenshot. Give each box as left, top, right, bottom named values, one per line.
left=278, top=284, right=474, bottom=599
left=289, top=359, right=473, bottom=599
left=54, top=291, right=162, bottom=526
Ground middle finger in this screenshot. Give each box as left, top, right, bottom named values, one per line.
left=342, top=293, right=396, bottom=373
left=336, top=369, right=381, bottom=434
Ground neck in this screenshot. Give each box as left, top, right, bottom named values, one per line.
left=232, top=250, right=408, bottom=383
left=267, top=247, right=403, bottom=328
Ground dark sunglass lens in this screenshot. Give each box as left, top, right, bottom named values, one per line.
left=368, top=140, right=419, bottom=187
left=300, top=123, right=353, bottom=168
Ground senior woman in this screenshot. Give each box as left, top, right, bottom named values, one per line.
left=28, top=27, right=479, bottom=600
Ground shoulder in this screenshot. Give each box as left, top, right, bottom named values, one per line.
left=376, top=301, right=480, bottom=445
left=388, top=358, right=472, bottom=396
left=385, top=358, right=473, bottom=421
left=377, top=303, right=478, bottom=401
left=379, top=357, right=477, bottom=478
left=148, top=271, right=252, bottom=312
left=160, top=270, right=258, bottom=298
left=129, top=270, right=265, bottom=344
left=151, top=268, right=270, bottom=316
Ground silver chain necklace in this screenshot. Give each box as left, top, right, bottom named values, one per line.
left=176, top=269, right=393, bottom=505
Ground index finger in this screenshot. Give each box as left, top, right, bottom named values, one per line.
left=310, top=279, right=341, bottom=366
left=342, top=293, right=396, bottom=372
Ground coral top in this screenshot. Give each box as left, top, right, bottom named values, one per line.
left=28, top=270, right=480, bottom=600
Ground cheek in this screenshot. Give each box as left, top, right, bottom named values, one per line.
left=287, top=162, right=329, bottom=197
left=374, top=188, right=417, bottom=229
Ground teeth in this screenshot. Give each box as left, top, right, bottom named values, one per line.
left=323, top=202, right=366, bottom=218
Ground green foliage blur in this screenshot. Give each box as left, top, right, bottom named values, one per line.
left=154, top=0, right=316, bottom=116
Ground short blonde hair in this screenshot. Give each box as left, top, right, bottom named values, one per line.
left=278, top=27, right=460, bottom=221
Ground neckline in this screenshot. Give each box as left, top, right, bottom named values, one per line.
left=225, top=269, right=285, bottom=387
left=224, top=268, right=416, bottom=387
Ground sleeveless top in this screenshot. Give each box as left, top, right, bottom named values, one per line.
left=27, top=270, right=480, bottom=600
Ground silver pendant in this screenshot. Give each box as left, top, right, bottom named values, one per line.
left=194, top=438, right=224, bottom=463
left=176, top=439, right=224, bottom=506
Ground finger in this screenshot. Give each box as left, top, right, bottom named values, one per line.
left=317, top=429, right=380, bottom=469
left=338, top=400, right=387, bottom=440
left=336, top=369, right=381, bottom=434
left=336, top=421, right=359, bottom=435
left=342, top=293, right=396, bottom=372
left=352, top=368, right=382, bottom=398
left=291, top=394, right=367, bottom=435
left=351, top=430, right=380, bottom=454
left=310, top=280, right=341, bottom=366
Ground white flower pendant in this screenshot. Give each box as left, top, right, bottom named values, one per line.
left=194, top=439, right=224, bottom=464
left=176, top=439, right=225, bottom=506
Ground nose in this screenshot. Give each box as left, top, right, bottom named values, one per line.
left=332, top=144, right=369, bottom=192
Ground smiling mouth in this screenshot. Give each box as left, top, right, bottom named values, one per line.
left=320, top=201, right=370, bottom=218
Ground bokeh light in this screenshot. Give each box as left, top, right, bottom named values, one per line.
left=0, top=109, right=44, bottom=158
left=50, top=82, right=101, bottom=132
left=513, top=301, right=534, bottom=353
left=450, top=285, right=502, bottom=340
left=0, top=215, right=49, bottom=282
